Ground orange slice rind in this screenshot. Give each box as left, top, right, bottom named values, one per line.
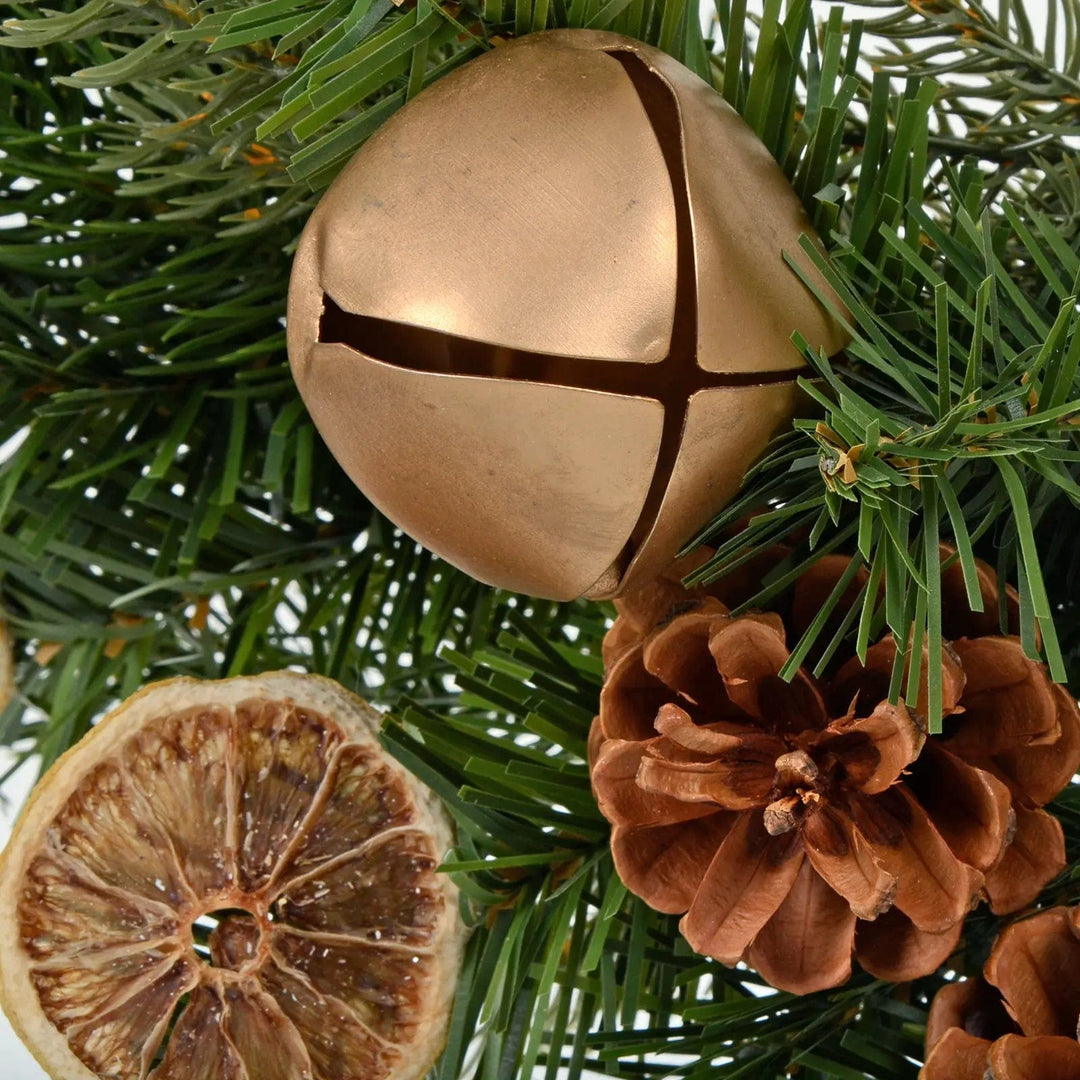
left=0, top=614, right=12, bottom=711
left=0, top=671, right=466, bottom=1080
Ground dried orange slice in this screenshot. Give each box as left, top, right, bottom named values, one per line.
left=0, top=614, right=12, bottom=710
left=0, top=671, right=466, bottom=1080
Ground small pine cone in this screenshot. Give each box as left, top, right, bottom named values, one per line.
left=922, top=906, right=1080, bottom=1079
left=590, top=549, right=1080, bottom=994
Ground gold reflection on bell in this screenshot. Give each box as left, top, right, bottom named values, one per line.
left=287, top=29, right=849, bottom=601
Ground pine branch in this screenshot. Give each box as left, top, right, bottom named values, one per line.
left=685, top=8, right=1080, bottom=726
left=2, top=4, right=1080, bottom=1076
left=0, top=41, right=598, bottom=773
left=691, top=172, right=1080, bottom=724
left=378, top=605, right=935, bottom=1080
left=375, top=598, right=1080, bottom=1079
left=6, top=0, right=1075, bottom=209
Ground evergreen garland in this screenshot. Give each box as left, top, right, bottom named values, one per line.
left=1, top=0, right=1079, bottom=1076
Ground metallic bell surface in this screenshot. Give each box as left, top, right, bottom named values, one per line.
left=287, top=29, right=848, bottom=601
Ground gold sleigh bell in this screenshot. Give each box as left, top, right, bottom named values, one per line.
left=287, top=29, right=848, bottom=601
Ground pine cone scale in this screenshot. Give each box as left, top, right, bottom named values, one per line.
left=983, top=805, right=1065, bottom=914
left=592, top=738, right=720, bottom=827
left=652, top=701, right=779, bottom=755
left=611, top=813, right=735, bottom=915
left=763, top=794, right=806, bottom=836
left=903, top=741, right=1014, bottom=874
left=984, top=907, right=1080, bottom=1038
left=925, top=978, right=1007, bottom=1048
left=641, top=603, right=741, bottom=713
left=988, top=1034, right=1080, bottom=1079
left=846, top=787, right=983, bottom=933
left=833, top=637, right=966, bottom=727
left=946, top=638, right=1061, bottom=753
left=746, top=861, right=856, bottom=994
left=801, top=804, right=897, bottom=920
left=599, top=647, right=687, bottom=740
left=813, top=701, right=925, bottom=794
left=990, top=683, right=1080, bottom=806
left=856, top=907, right=962, bottom=983
left=637, top=746, right=779, bottom=811
left=678, top=812, right=805, bottom=966
left=921, top=1028, right=993, bottom=1080
left=706, top=615, right=825, bottom=728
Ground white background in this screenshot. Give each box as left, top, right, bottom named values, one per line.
left=0, top=0, right=1055, bottom=1074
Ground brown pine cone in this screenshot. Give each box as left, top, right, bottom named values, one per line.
left=590, top=550, right=1080, bottom=994
left=922, top=906, right=1080, bottom=1079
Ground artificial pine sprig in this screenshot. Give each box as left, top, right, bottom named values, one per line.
left=371, top=589, right=1080, bottom=1078
left=0, top=39, right=579, bottom=775
left=5, top=3, right=1078, bottom=741
left=380, top=604, right=933, bottom=1080
left=687, top=5, right=1080, bottom=729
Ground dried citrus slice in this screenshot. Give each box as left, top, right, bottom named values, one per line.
left=0, top=614, right=13, bottom=711
left=0, top=671, right=466, bottom=1080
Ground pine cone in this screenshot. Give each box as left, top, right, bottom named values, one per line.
left=590, top=550, right=1080, bottom=994
left=922, top=906, right=1080, bottom=1079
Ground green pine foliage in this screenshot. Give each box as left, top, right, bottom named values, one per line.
left=2, top=0, right=1080, bottom=1076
